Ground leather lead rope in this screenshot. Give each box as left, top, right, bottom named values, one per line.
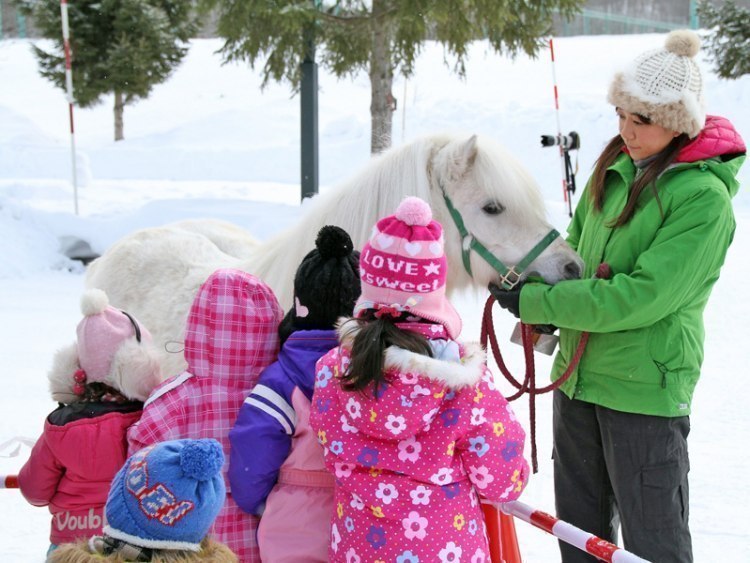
left=480, top=296, right=590, bottom=474
left=480, top=263, right=611, bottom=473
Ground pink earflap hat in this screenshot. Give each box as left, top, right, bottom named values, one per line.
left=76, top=289, right=152, bottom=381
left=48, top=289, right=162, bottom=402
left=355, top=196, right=462, bottom=339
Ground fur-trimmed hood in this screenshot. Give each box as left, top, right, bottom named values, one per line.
left=326, top=320, right=486, bottom=441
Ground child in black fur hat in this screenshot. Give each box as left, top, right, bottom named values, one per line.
left=228, top=225, right=360, bottom=562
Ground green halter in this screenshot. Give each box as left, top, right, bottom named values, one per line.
left=442, top=192, right=560, bottom=289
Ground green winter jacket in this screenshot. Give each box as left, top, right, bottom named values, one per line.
left=520, top=125, right=745, bottom=417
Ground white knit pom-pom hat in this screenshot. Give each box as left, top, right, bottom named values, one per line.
left=607, top=29, right=705, bottom=138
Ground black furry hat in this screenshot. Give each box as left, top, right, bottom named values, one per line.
left=278, top=226, right=361, bottom=343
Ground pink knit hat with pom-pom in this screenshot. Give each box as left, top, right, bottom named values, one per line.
left=76, top=289, right=154, bottom=382
left=355, top=196, right=462, bottom=339
left=47, top=290, right=162, bottom=403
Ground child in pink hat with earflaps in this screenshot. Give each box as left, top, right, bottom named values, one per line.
left=309, top=196, right=530, bottom=563
left=18, top=289, right=162, bottom=558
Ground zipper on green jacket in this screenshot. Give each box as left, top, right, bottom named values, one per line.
left=653, top=360, right=669, bottom=389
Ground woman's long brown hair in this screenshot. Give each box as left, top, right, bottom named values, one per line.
left=589, top=118, right=690, bottom=227
left=340, top=313, right=433, bottom=396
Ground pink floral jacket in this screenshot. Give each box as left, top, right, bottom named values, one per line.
left=309, top=323, right=530, bottom=563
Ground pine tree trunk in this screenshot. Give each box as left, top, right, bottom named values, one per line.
left=369, top=0, right=393, bottom=154
left=114, top=91, right=124, bottom=141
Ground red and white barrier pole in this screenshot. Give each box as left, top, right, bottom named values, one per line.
left=1, top=475, right=19, bottom=489
left=500, top=500, right=651, bottom=563
left=60, top=0, right=79, bottom=215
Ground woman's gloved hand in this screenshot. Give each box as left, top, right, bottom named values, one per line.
left=488, top=283, right=557, bottom=334
left=488, top=283, right=522, bottom=318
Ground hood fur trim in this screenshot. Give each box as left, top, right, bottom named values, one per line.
left=336, top=318, right=485, bottom=390
left=48, top=537, right=238, bottom=562
left=385, top=342, right=485, bottom=389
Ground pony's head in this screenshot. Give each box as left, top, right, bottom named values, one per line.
left=426, top=134, right=583, bottom=291
left=253, top=132, right=583, bottom=310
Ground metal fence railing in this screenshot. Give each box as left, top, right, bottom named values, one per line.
left=1, top=1, right=28, bottom=39
left=553, top=0, right=702, bottom=36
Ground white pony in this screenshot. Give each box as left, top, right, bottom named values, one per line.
left=87, top=133, right=583, bottom=377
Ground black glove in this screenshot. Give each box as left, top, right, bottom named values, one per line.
left=533, top=323, right=558, bottom=335
left=488, top=283, right=522, bottom=319
left=489, top=283, right=558, bottom=334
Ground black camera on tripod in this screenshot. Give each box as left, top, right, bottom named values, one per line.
left=540, top=131, right=580, bottom=151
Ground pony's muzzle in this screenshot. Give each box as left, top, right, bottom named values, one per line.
left=563, top=260, right=582, bottom=280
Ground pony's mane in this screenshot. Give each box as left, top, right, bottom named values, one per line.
left=249, top=133, right=547, bottom=309
left=249, top=136, right=439, bottom=307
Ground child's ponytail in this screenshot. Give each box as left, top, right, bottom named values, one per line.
left=340, top=314, right=433, bottom=396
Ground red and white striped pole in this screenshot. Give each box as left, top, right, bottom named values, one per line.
left=60, top=0, right=79, bottom=215
left=0, top=475, right=19, bottom=489
left=549, top=38, right=571, bottom=216
left=500, top=500, right=651, bottom=562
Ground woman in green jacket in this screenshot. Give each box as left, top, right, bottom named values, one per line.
left=491, top=30, right=745, bottom=562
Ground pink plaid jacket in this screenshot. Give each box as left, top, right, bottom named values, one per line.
left=127, top=269, right=283, bottom=562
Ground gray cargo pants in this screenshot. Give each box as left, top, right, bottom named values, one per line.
left=552, top=390, right=692, bottom=563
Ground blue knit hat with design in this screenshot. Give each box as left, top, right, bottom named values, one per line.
left=103, top=439, right=225, bottom=552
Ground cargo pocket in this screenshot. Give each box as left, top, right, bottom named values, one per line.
left=641, top=462, right=688, bottom=530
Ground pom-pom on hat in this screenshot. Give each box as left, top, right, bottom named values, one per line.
left=355, top=196, right=462, bottom=339
left=48, top=289, right=161, bottom=403
left=280, top=225, right=361, bottom=338
left=103, top=439, right=226, bottom=552
left=608, top=29, right=705, bottom=138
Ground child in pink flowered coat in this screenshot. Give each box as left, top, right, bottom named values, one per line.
left=127, top=268, right=283, bottom=562
left=309, top=197, right=530, bottom=563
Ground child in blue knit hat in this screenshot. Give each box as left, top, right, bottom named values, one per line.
left=48, top=439, right=236, bottom=562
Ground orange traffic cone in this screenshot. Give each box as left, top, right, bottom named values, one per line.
left=482, top=503, right=522, bottom=563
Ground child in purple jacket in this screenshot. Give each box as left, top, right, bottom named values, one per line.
left=229, top=226, right=361, bottom=562
left=18, top=289, right=161, bottom=556
left=309, top=197, right=530, bottom=562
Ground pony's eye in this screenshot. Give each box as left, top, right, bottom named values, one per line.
left=482, top=202, right=505, bottom=215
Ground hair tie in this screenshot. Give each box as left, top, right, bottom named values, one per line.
left=73, top=369, right=87, bottom=396
left=373, top=305, right=402, bottom=319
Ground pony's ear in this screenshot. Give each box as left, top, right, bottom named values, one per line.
left=449, top=135, right=478, bottom=180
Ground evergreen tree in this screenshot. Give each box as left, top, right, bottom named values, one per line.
left=205, top=0, right=584, bottom=154
left=17, top=0, right=197, bottom=140
left=698, top=0, right=750, bottom=79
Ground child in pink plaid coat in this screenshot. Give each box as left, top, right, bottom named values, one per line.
left=127, top=268, right=283, bottom=562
